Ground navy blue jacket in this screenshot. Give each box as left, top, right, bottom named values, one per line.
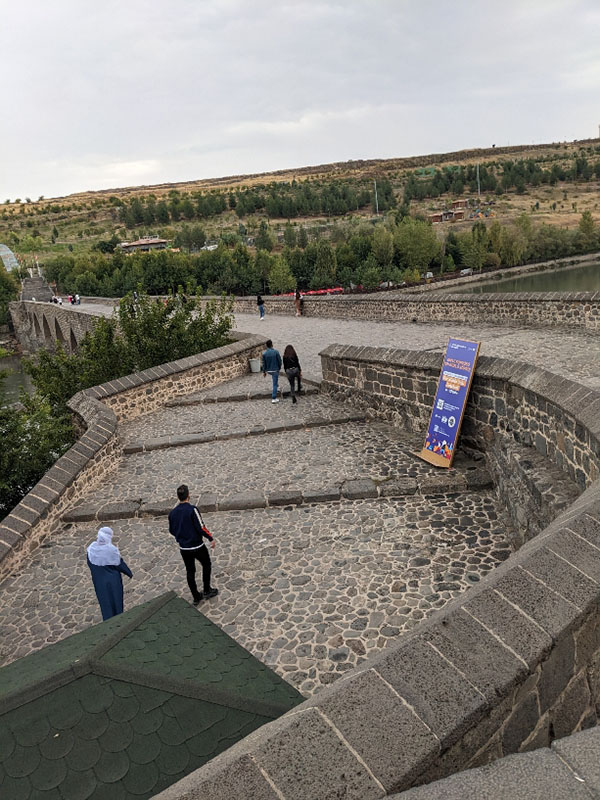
left=261, top=347, right=282, bottom=374
left=168, top=502, right=214, bottom=549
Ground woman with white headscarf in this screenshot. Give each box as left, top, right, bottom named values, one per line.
left=86, top=527, right=133, bottom=620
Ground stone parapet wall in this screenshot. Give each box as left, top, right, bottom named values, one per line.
left=0, top=333, right=266, bottom=582
left=231, top=291, right=600, bottom=330
left=156, top=347, right=600, bottom=800
left=320, top=345, right=599, bottom=492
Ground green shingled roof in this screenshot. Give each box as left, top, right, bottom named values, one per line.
left=0, top=592, right=303, bottom=800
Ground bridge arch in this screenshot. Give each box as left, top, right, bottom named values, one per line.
left=54, top=318, right=67, bottom=348
left=41, top=315, right=53, bottom=346
left=33, top=315, right=42, bottom=340
left=69, top=329, right=78, bottom=353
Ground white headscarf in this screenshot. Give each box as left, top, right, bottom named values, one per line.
left=87, top=527, right=121, bottom=566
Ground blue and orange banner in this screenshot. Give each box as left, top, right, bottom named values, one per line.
left=417, top=338, right=480, bottom=468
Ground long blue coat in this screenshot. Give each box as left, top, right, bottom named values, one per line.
left=87, top=556, right=133, bottom=621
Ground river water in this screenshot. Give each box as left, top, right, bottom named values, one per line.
left=459, top=261, right=600, bottom=294
left=0, top=355, right=33, bottom=401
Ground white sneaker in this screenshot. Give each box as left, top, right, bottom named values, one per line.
left=272, top=398, right=280, bottom=403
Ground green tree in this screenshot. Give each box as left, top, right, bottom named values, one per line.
left=459, top=223, right=488, bottom=272
left=283, top=223, right=297, bottom=248
left=0, top=384, right=74, bottom=518
left=358, top=254, right=381, bottom=289
left=311, top=241, right=337, bottom=289
left=268, top=255, right=296, bottom=294
left=255, top=220, right=274, bottom=252
left=371, top=226, right=394, bottom=273
left=579, top=210, right=595, bottom=239
left=394, top=218, right=440, bottom=271
left=297, top=226, right=308, bottom=249
left=254, top=250, right=274, bottom=293
left=0, top=264, right=18, bottom=324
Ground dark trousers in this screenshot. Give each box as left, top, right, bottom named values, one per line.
left=285, top=367, right=301, bottom=398
left=180, top=546, right=212, bottom=600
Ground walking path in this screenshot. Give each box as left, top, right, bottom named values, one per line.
left=0, top=376, right=521, bottom=697
left=76, top=302, right=600, bottom=388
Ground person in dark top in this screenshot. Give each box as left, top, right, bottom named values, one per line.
left=261, top=339, right=283, bottom=403
left=86, top=527, right=133, bottom=621
left=283, top=344, right=302, bottom=404
left=168, top=484, right=218, bottom=605
left=257, top=294, right=265, bottom=319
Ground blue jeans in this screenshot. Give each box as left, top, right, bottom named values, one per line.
left=259, top=304, right=265, bottom=318
left=269, top=371, right=279, bottom=399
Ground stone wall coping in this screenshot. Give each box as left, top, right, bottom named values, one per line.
left=389, top=726, right=600, bottom=798
left=154, top=346, right=600, bottom=799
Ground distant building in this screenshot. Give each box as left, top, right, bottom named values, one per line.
left=427, top=212, right=444, bottom=224
left=452, top=209, right=465, bottom=221
left=451, top=199, right=469, bottom=210
left=118, top=236, right=167, bottom=253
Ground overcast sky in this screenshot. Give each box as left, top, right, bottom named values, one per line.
left=1, top=0, right=599, bottom=200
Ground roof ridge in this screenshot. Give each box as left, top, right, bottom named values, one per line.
left=90, top=660, right=292, bottom=720
left=86, top=590, right=176, bottom=662
left=0, top=592, right=176, bottom=714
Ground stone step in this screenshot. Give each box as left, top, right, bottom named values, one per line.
left=123, top=413, right=367, bottom=454
left=61, top=467, right=493, bottom=523
left=165, top=386, right=319, bottom=407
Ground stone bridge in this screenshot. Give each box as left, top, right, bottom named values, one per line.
left=9, top=299, right=104, bottom=353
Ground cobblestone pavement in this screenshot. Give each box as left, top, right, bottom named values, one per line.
left=77, top=303, right=600, bottom=388
left=0, top=495, right=511, bottom=696
left=88, top=418, right=465, bottom=506
left=118, top=381, right=343, bottom=445
left=233, top=313, right=600, bottom=388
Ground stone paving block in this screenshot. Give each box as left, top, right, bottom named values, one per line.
left=380, top=478, right=418, bottom=497
left=342, top=479, right=379, bottom=500
left=417, top=475, right=458, bottom=495
left=197, top=493, right=218, bottom=513
left=97, top=500, right=141, bottom=521
left=374, top=637, right=486, bottom=747
left=423, top=609, right=526, bottom=702
left=62, top=505, right=97, bottom=523
left=268, top=490, right=304, bottom=507
left=463, top=588, right=552, bottom=669
left=139, top=499, right=174, bottom=517
left=464, top=467, right=495, bottom=490
left=494, top=566, right=580, bottom=640
left=302, top=487, right=341, bottom=504
left=255, top=707, right=383, bottom=800
left=315, top=669, right=439, bottom=792
left=217, top=492, right=266, bottom=511
left=552, top=726, right=600, bottom=795
left=391, top=748, right=593, bottom=799
left=123, top=442, right=144, bottom=454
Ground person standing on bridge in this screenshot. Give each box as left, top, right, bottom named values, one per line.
left=87, top=526, right=133, bottom=621
left=169, top=484, right=218, bottom=605
left=261, top=339, right=282, bottom=403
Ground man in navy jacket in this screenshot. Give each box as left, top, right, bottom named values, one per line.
left=168, top=484, right=218, bottom=605
left=261, top=339, right=283, bottom=403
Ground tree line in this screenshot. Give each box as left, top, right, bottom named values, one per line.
left=43, top=211, right=599, bottom=298
left=403, top=155, right=600, bottom=202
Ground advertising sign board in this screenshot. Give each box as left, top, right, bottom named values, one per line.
left=417, top=338, right=480, bottom=468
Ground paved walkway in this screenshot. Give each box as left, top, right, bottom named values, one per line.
left=234, top=312, right=600, bottom=388
left=77, top=302, right=600, bottom=388
left=0, top=377, right=516, bottom=697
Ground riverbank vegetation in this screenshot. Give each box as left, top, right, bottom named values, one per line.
left=0, top=291, right=233, bottom=519
left=40, top=209, right=600, bottom=297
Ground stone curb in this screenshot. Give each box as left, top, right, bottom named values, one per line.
left=61, top=468, right=492, bottom=522
left=122, top=413, right=368, bottom=454
left=165, top=386, right=319, bottom=408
